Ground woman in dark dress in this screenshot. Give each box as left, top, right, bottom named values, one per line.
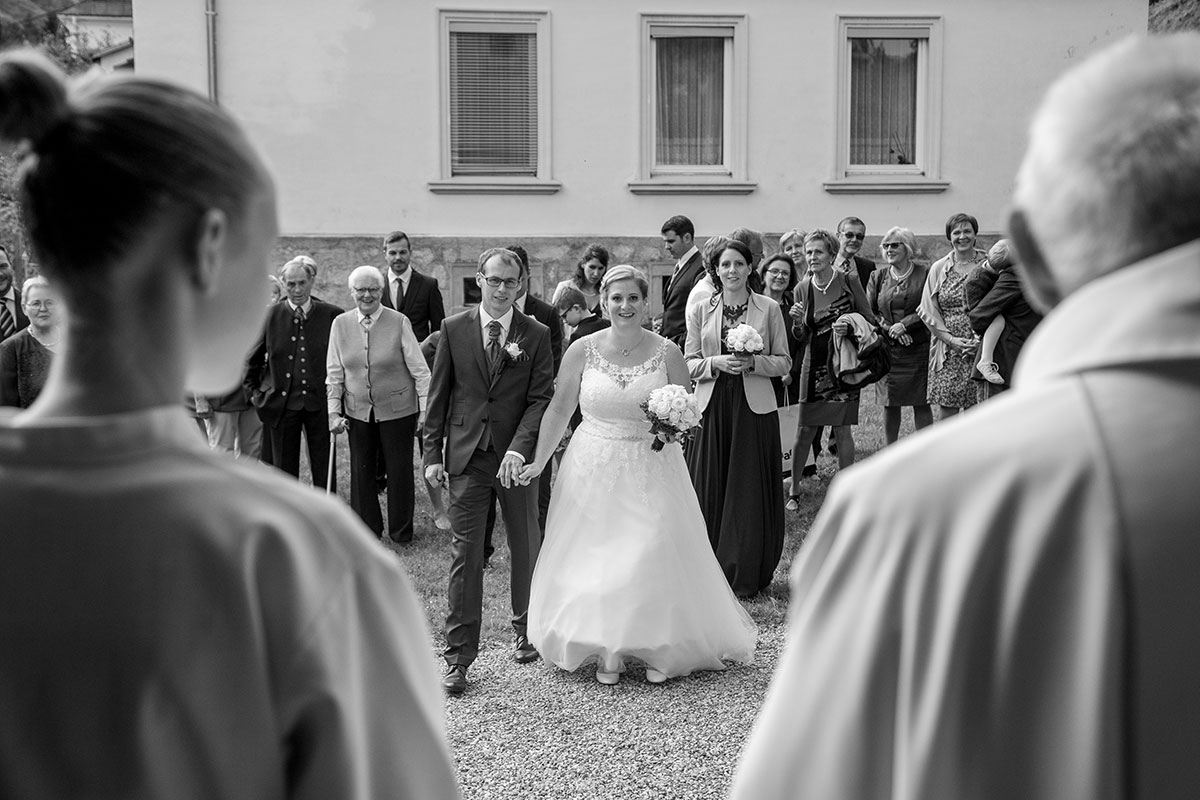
left=786, top=230, right=874, bottom=507
left=866, top=226, right=933, bottom=444
left=685, top=241, right=791, bottom=597
left=0, top=276, right=60, bottom=409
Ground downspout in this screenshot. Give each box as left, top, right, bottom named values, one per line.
left=205, top=0, right=218, bottom=103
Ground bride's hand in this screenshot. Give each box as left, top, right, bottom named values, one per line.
left=516, top=462, right=545, bottom=485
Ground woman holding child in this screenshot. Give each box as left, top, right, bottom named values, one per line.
left=685, top=240, right=791, bottom=598
left=521, top=265, right=755, bottom=685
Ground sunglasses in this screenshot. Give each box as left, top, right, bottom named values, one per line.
left=841, top=232, right=865, bottom=240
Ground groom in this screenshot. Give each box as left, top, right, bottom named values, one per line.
left=423, top=247, right=554, bottom=695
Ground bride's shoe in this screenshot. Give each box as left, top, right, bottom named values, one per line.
left=596, top=670, right=620, bottom=685
left=645, top=668, right=667, bottom=684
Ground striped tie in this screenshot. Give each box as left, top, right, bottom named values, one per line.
left=0, top=301, right=15, bottom=340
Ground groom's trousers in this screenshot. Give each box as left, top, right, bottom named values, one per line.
left=444, top=446, right=542, bottom=667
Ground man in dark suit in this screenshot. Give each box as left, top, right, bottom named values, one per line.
left=968, top=241, right=1043, bottom=400
left=381, top=230, right=445, bottom=342
left=835, top=216, right=877, bottom=291
left=423, top=247, right=554, bottom=696
left=0, top=246, right=30, bottom=343
left=245, top=257, right=341, bottom=489
left=659, top=214, right=703, bottom=348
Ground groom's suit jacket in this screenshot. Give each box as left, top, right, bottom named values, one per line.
left=423, top=306, right=554, bottom=476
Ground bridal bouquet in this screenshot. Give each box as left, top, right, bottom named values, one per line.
left=725, top=323, right=764, bottom=354
left=641, top=384, right=702, bottom=452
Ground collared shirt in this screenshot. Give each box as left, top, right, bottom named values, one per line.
left=0, top=287, right=15, bottom=324
left=675, top=245, right=700, bottom=272
left=389, top=268, right=410, bottom=307
left=733, top=237, right=1200, bottom=800
left=355, top=306, right=382, bottom=346
left=287, top=299, right=313, bottom=317
left=478, top=306, right=514, bottom=348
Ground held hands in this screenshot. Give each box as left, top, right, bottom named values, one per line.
left=497, top=453, right=526, bottom=489
left=888, top=322, right=907, bottom=339
left=516, top=461, right=546, bottom=485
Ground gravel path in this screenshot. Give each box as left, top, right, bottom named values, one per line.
left=441, top=623, right=786, bottom=800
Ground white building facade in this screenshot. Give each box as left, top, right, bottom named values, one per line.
left=132, top=0, right=1146, bottom=311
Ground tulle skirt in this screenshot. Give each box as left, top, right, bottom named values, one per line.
left=528, top=423, right=757, bottom=677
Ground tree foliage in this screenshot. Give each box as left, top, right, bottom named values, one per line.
left=0, top=9, right=89, bottom=276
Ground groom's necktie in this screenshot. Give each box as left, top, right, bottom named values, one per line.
left=486, top=320, right=502, bottom=370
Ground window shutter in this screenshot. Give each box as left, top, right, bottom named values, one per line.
left=449, top=30, right=538, bottom=176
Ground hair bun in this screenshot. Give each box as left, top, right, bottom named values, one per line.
left=0, top=50, right=71, bottom=149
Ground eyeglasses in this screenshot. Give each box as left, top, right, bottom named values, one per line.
left=765, top=269, right=791, bottom=278
left=25, top=300, right=56, bottom=310
left=351, top=287, right=383, bottom=295
left=480, top=276, right=521, bottom=289
left=841, top=232, right=865, bottom=240
left=880, top=242, right=903, bottom=250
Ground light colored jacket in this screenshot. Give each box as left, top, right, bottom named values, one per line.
left=685, top=292, right=791, bottom=414
left=326, top=307, right=430, bottom=422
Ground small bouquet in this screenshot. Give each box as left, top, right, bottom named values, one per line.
left=641, top=384, right=702, bottom=452
left=725, top=323, right=764, bottom=355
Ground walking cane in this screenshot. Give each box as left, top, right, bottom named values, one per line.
left=326, top=429, right=338, bottom=495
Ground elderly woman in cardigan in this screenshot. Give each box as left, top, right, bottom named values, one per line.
left=0, top=276, right=60, bottom=408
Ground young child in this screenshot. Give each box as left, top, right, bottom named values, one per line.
left=971, top=239, right=1015, bottom=384
left=556, top=285, right=609, bottom=344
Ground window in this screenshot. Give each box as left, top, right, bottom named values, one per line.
left=629, top=14, right=754, bottom=195
left=431, top=11, right=559, bottom=194
left=826, top=16, right=947, bottom=194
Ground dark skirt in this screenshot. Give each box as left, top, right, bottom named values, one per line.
left=877, top=340, right=929, bottom=407
left=686, top=372, right=785, bottom=597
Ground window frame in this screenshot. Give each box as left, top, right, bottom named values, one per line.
left=629, top=13, right=755, bottom=195
left=825, top=15, right=948, bottom=195
left=430, top=9, right=560, bottom=195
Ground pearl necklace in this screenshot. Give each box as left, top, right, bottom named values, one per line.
left=812, top=271, right=837, bottom=294
left=890, top=265, right=914, bottom=283
left=29, top=328, right=60, bottom=348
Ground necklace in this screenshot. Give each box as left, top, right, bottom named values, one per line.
left=29, top=328, right=60, bottom=348
left=618, top=332, right=646, bottom=357
left=812, top=271, right=837, bottom=294
left=890, top=264, right=914, bottom=283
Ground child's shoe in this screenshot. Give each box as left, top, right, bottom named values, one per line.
left=978, top=361, right=1005, bottom=385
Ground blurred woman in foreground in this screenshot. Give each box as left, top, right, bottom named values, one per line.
left=0, top=50, right=456, bottom=799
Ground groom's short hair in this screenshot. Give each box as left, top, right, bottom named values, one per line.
left=477, top=247, right=522, bottom=275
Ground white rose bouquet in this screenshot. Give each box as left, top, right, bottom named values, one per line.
left=724, top=322, right=764, bottom=355
left=640, top=384, right=702, bottom=452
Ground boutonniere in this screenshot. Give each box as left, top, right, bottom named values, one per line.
left=503, top=340, right=529, bottom=363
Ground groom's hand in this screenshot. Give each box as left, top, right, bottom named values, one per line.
left=497, top=453, right=525, bottom=488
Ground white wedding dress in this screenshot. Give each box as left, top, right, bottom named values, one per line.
left=528, top=337, right=757, bottom=678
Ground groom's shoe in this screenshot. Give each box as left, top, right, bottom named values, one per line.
left=442, top=665, right=468, bottom=696
left=514, top=634, right=539, bottom=664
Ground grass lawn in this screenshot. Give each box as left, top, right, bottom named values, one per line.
left=299, top=387, right=919, bottom=797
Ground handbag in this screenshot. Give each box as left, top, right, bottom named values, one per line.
left=777, top=401, right=815, bottom=478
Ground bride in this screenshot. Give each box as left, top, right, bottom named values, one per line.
left=518, top=265, right=756, bottom=685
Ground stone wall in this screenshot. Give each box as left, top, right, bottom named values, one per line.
left=274, top=232, right=1001, bottom=313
